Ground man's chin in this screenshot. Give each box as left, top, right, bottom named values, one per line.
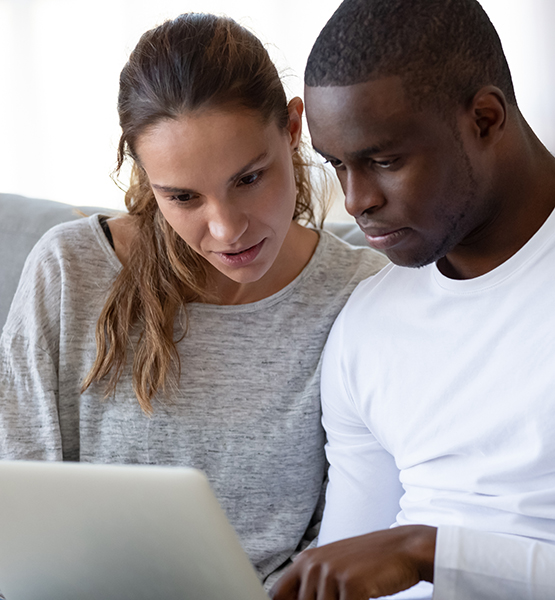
left=383, top=236, right=457, bottom=269
left=384, top=250, right=440, bottom=269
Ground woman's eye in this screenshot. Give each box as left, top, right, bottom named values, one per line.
left=171, top=193, right=194, bottom=203
left=239, top=172, right=260, bottom=186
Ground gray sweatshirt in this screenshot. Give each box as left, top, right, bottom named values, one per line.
left=0, top=215, right=387, bottom=585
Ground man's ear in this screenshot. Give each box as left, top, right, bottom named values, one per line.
left=287, top=96, right=304, bottom=150
left=467, top=86, right=508, bottom=143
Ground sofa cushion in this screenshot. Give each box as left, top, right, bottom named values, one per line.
left=0, top=193, right=110, bottom=331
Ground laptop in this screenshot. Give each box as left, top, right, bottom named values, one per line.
left=0, top=460, right=271, bottom=600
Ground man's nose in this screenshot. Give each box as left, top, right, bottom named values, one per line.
left=344, top=172, right=385, bottom=219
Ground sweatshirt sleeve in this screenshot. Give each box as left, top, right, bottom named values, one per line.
left=0, top=229, right=66, bottom=460
left=433, top=525, right=555, bottom=599
left=0, top=332, right=63, bottom=459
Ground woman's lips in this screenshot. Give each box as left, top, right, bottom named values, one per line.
left=363, top=228, right=410, bottom=251
left=215, top=239, right=265, bottom=266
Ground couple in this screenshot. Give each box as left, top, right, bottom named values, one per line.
left=2, top=1, right=555, bottom=599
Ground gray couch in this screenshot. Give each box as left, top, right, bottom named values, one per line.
left=0, top=192, right=367, bottom=331
left=0, top=193, right=118, bottom=330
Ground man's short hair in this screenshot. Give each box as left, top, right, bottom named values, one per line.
left=305, top=0, right=516, bottom=109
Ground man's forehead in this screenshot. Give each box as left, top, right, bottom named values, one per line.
left=304, top=76, right=417, bottom=155
left=305, top=76, right=408, bottom=119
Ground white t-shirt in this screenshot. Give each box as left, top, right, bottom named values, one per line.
left=319, top=207, right=555, bottom=599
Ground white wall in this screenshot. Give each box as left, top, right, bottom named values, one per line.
left=1, top=0, right=554, bottom=212
left=479, top=0, right=555, bottom=152
left=0, top=0, right=344, bottom=210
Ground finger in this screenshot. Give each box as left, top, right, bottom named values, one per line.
left=297, top=562, right=322, bottom=600
left=270, top=568, right=301, bottom=600
left=316, top=567, right=341, bottom=600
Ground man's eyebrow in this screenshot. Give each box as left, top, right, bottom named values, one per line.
left=313, top=140, right=400, bottom=161
left=312, top=146, right=331, bottom=159
left=150, top=152, right=269, bottom=194
left=350, top=141, right=397, bottom=159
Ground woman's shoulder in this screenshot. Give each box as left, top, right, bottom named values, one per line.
left=33, top=213, right=101, bottom=247
left=104, top=214, right=138, bottom=267
left=277, top=228, right=388, bottom=313
left=30, top=214, right=120, bottom=268
left=15, top=214, right=121, bottom=304
left=4, top=215, right=120, bottom=341
left=317, top=227, right=389, bottom=278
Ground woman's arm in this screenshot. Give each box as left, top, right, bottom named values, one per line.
left=0, top=223, right=78, bottom=460
left=0, top=331, right=63, bottom=459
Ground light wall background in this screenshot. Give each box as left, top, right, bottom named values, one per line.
left=1, top=0, right=555, bottom=220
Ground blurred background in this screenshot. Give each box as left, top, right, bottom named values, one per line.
left=1, top=0, right=555, bottom=220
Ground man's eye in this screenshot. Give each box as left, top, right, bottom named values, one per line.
left=324, top=158, right=343, bottom=169
left=373, top=158, right=399, bottom=169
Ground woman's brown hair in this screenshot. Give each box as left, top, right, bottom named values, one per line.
left=82, top=13, right=326, bottom=414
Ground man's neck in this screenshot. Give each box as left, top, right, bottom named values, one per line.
left=439, top=137, right=555, bottom=280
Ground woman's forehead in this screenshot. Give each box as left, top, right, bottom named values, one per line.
left=135, top=110, right=284, bottom=191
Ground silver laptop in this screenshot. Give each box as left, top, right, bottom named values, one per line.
left=0, top=460, right=270, bottom=600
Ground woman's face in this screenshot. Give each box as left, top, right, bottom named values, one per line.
left=135, top=101, right=303, bottom=288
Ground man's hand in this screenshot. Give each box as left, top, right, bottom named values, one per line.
left=270, top=525, right=437, bottom=600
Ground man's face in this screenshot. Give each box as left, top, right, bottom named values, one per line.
left=305, top=76, right=490, bottom=268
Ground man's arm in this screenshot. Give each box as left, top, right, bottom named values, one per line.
left=313, top=308, right=404, bottom=546
left=434, top=525, right=555, bottom=600
left=272, top=524, right=555, bottom=600
left=271, top=525, right=436, bottom=600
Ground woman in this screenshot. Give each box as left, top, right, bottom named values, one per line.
left=0, top=13, right=386, bottom=588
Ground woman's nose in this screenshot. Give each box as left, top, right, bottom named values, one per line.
left=207, top=200, right=249, bottom=246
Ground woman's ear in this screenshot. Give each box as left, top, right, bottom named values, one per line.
left=287, top=97, right=304, bottom=150
left=467, top=86, right=508, bottom=143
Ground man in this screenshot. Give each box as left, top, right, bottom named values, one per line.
left=271, top=0, right=555, bottom=598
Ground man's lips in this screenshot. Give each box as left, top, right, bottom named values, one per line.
left=358, top=225, right=411, bottom=251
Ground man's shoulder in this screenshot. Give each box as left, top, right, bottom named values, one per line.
left=334, top=260, right=434, bottom=333
left=351, top=260, right=426, bottom=297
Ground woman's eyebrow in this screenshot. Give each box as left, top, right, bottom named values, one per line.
left=227, top=152, right=268, bottom=183
left=151, top=183, right=195, bottom=194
